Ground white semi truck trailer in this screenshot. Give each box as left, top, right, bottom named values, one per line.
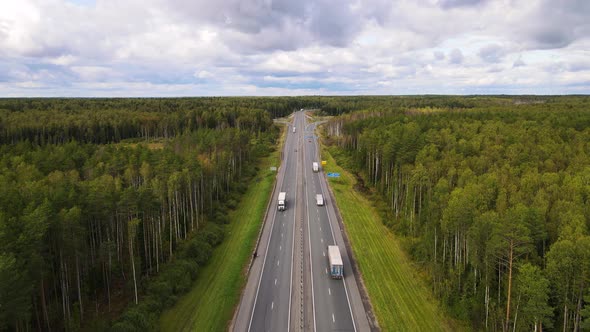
left=328, top=245, right=343, bottom=279
left=316, top=194, right=324, bottom=206
left=278, top=192, right=286, bottom=211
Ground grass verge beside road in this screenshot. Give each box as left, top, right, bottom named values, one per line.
left=160, top=132, right=283, bottom=332
left=320, top=145, right=463, bottom=331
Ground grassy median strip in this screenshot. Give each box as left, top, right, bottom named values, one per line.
left=321, top=146, right=462, bottom=332
left=160, top=135, right=283, bottom=332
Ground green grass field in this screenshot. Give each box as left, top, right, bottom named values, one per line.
left=321, top=146, right=463, bottom=331
left=160, top=135, right=282, bottom=332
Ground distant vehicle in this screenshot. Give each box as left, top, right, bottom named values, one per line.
left=312, top=162, right=319, bottom=172
left=278, top=192, right=286, bottom=211
left=328, top=245, right=343, bottom=279
left=293, top=126, right=296, bottom=133
left=316, top=194, right=324, bottom=206
left=300, top=108, right=304, bottom=111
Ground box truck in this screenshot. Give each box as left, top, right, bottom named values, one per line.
left=328, top=245, right=343, bottom=279
left=293, top=126, right=296, bottom=133
left=278, top=192, right=286, bottom=211
left=316, top=194, right=324, bottom=206
left=312, top=162, right=319, bottom=172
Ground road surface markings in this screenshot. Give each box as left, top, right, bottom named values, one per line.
left=320, top=163, right=358, bottom=332
left=332, top=313, right=335, bottom=323
left=277, top=260, right=280, bottom=266
left=321, top=238, right=324, bottom=243
left=325, top=268, right=328, bottom=274
left=304, top=158, right=318, bottom=332
left=323, top=251, right=325, bottom=257
left=280, top=245, right=282, bottom=251
left=320, top=226, right=322, bottom=231
left=329, top=288, right=331, bottom=295
left=275, top=278, right=277, bottom=285
left=272, top=302, right=274, bottom=310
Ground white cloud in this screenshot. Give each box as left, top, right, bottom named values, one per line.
left=195, top=70, right=213, bottom=79
left=0, top=0, right=588, bottom=96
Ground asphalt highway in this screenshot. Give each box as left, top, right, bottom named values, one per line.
left=246, top=112, right=302, bottom=332
left=232, top=110, right=370, bottom=332
left=303, top=119, right=356, bottom=332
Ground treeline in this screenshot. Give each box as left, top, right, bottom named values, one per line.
left=0, top=96, right=511, bottom=145
left=322, top=96, right=590, bottom=331
left=0, top=98, right=278, bottom=331
left=318, top=95, right=590, bottom=117
left=0, top=97, right=328, bottom=145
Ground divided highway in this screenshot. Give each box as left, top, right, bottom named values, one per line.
left=232, top=110, right=370, bottom=332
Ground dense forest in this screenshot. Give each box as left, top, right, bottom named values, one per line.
left=0, top=97, right=312, bottom=331
left=321, top=96, right=590, bottom=331
left=2, top=96, right=589, bottom=331
left=0, top=97, right=323, bottom=145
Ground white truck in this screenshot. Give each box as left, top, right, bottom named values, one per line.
left=316, top=194, right=324, bottom=206
left=278, top=192, right=286, bottom=211
left=312, top=162, right=319, bottom=172
left=328, top=245, right=343, bottom=279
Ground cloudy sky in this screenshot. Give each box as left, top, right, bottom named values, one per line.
left=0, top=0, right=589, bottom=96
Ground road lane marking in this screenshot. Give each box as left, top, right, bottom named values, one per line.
left=321, top=166, right=358, bottom=332
left=287, top=115, right=300, bottom=332
left=329, top=288, right=331, bottom=295
left=248, top=139, right=285, bottom=332
left=280, top=245, right=282, bottom=251
left=278, top=260, right=280, bottom=266
left=275, top=278, right=277, bottom=285
left=272, top=302, right=274, bottom=310
left=332, top=313, right=335, bottom=323
left=304, top=116, right=317, bottom=332
left=325, top=268, right=327, bottom=274
left=321, top=238, right=323, bottom=243
left=323, top=251, right=325, bottom=257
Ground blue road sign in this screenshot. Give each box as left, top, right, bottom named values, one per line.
left=327, top=173, right=340, bottom=178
